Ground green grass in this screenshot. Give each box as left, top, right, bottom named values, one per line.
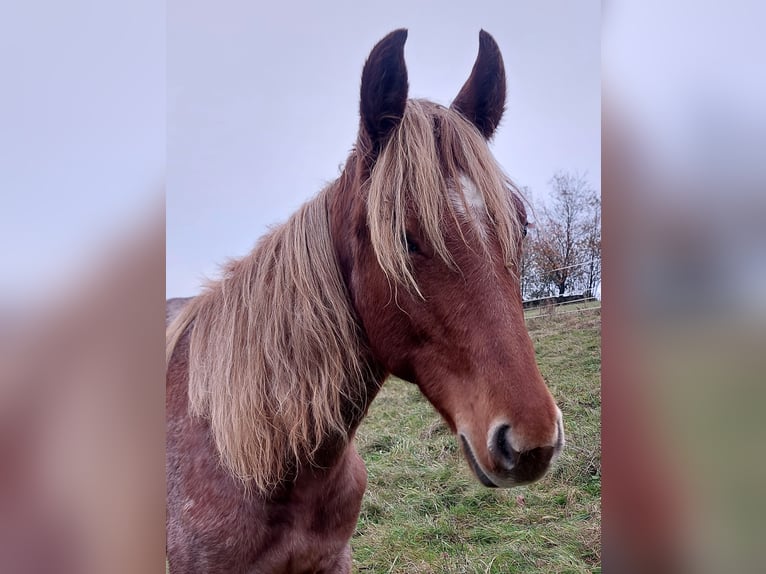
left=352, top=308, right=601, bottom=573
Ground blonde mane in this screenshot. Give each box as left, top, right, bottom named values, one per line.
left=366, top=99, right=524, bottom=293
left=165, top=99, right=526, bottom=493
left=167, top=191, right=373, bottom=492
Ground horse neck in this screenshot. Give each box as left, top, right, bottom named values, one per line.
left=324, top=156, right=388, bottom=431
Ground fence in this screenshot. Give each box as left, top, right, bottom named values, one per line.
left=523, top=294, right=601, bottom=320
left=522, top=294, right=595, bottom=309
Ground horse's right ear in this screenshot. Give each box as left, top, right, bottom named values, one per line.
left=359, top=29, right=409, bottom=160
left=451, top=30, right=506, bottom=140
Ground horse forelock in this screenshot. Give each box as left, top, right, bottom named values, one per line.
left=365, top=99, right=526, bottom=293
left=178, top=191, right=374, bottom=493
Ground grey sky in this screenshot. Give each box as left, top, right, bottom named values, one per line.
left=167, top=1, right=600, bottom=297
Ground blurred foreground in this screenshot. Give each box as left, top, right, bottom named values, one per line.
left=1, top=1, right=166, bottom=571
left=603, top=2, right=766, bottom=572
left=0, top=212, right=166, bottom=574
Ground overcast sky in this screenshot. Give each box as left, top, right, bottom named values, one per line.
left=167, top=1, right=600, bottom=297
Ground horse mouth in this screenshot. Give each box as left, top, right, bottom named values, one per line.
left=460, top=435, right=497, bottom=488
left=460, top=431, right=561, bottom=488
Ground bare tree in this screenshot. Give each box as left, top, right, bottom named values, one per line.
left=528, top=171, right=599, bottom=298
left=580, top=194, right=601, bottom=297
left=518, top=186, right=543, bottom=300
left=519, top=228, right=539, bottom=300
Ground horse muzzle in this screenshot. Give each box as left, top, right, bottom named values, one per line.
left=459, top=408, right=565, bottom=488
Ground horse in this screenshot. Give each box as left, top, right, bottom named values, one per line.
left=166, top=29, right=565, bottom=573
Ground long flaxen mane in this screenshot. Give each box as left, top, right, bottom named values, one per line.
left=165, top=98, right=526, bottom=493
left=166, top=193, right=374, bottom=492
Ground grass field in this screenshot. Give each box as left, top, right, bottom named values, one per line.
left=352, top=306, right=601, bottom=573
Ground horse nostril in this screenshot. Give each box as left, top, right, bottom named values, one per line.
left=520, top=445, right=555, bottom=483
left=490, top=425, right=556, bottom=482
left=492, top=424, right=518, bottom=469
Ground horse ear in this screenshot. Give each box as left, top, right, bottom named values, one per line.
left=359, top=29, right=409, bottom=159
left=451, top=30, right=506, bottom=139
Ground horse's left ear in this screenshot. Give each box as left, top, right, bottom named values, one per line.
left=451, top=30, right=506, bottom=139
left=359, top=29, right=409, bottom=159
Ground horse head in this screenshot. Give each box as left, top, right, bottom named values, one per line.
left=333, top=29, right=564, bottom=488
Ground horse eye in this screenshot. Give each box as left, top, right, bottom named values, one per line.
left=405, top=234, right=420, bottom=254
left=522, top=221, right=531, bottom=238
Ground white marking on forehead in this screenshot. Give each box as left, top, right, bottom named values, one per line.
left=459, top=173, right=485, bottom=212
left=450, top=173, right=487, bottom=239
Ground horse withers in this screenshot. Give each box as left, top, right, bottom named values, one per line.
left=167, top=29, right=564, bottom=573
